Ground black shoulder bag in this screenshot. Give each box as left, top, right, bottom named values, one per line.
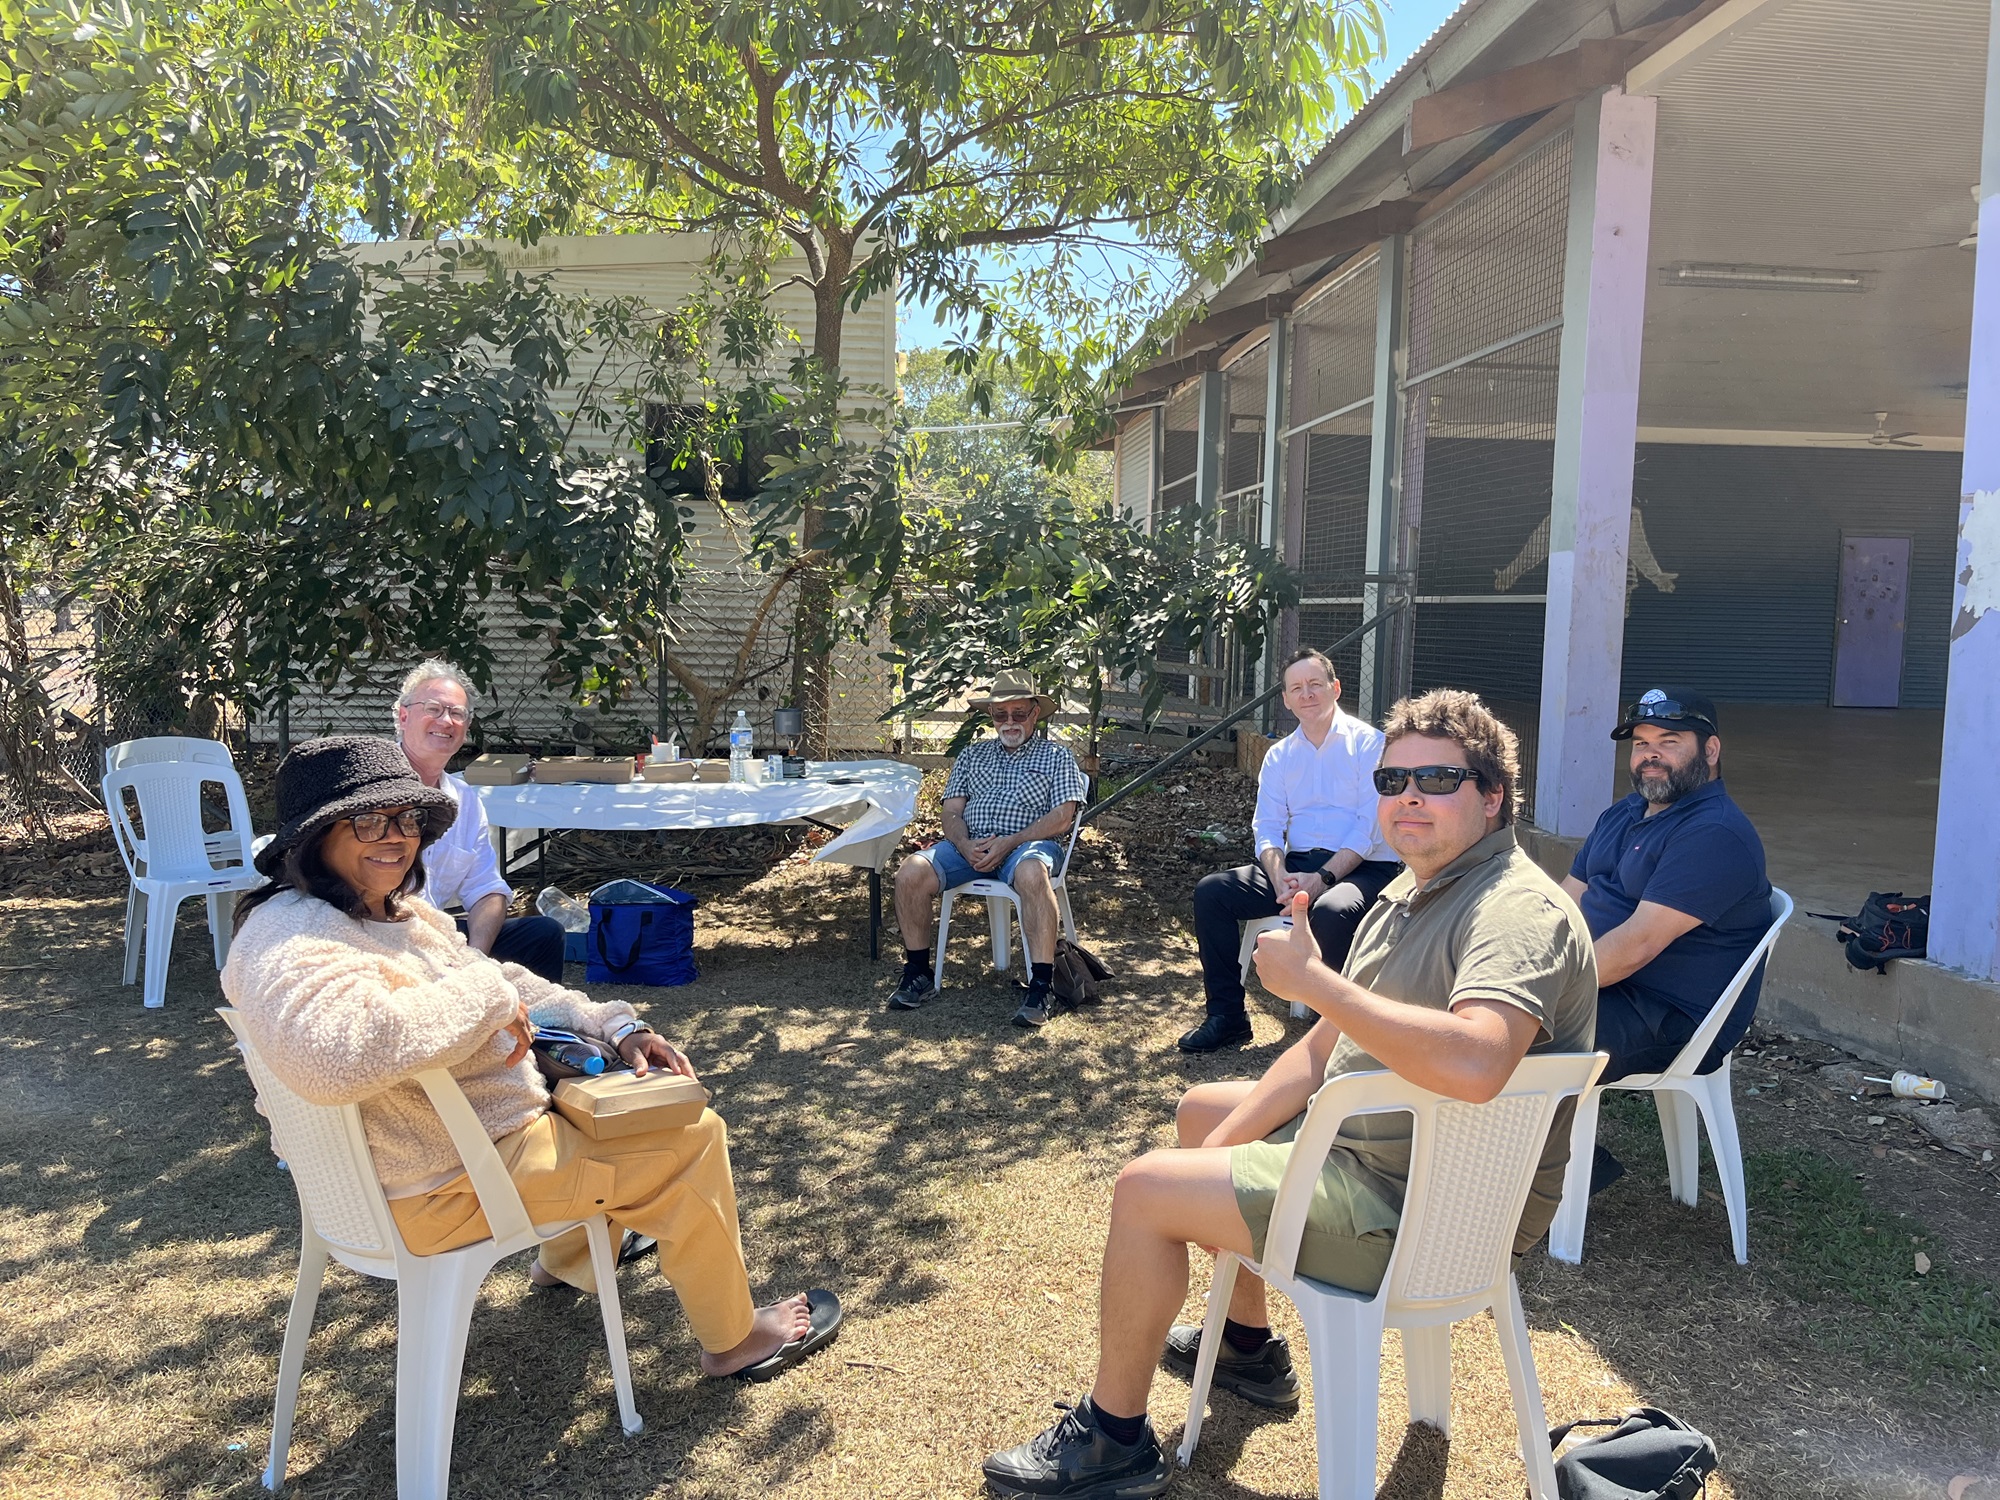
left=1550, top=1407, right=1718, bottom=1500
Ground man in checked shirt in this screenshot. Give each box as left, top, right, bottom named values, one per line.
left=888, top=670, right=1090, bottom=1027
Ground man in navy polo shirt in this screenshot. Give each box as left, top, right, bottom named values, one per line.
left=1561, top=687, right=1771, bottom=1088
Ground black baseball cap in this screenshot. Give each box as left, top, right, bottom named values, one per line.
left=1611, top=686, right=1720, bottom=740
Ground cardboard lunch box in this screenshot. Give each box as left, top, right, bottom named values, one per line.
left=459, top=753, right=533, bottom=786
left=638, top=759, right=697, bottom=783
left=530, top=755, right=635, bottom=785
left=551, top=1071, right=710, bottom=1139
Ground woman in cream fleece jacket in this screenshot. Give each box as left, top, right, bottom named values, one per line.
left=223, top=736, right=839, bottom=1382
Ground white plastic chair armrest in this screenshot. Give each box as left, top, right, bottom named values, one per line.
left=412, top=1069, right=537, bottom=1245
left=1659, top=889, right=1793, bottom=1079
left=101, top=774, right=144, bottom=881
left=1261, top=1069, right=1420, bottom=1286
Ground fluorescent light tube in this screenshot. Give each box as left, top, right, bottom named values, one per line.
left=1664, top=263, right=1869, bottom=291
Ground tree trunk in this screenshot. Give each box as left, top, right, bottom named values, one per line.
left=789, top=236, right=852, bottom=758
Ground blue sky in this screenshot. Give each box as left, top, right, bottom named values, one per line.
left=897, top=0, right=1463, bottom=351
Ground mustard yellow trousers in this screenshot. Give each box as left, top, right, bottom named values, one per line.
left=389, top=1105, right=757, bottom=1354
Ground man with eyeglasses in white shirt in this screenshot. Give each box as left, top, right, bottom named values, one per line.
left=392, top=659, right=567, bottom=981
left=1179, top=648, right=1401, bottom=1054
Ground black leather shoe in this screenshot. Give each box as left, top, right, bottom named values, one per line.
left=1177, top=1013, right=1255, bottom=1053
left=1161, top=1324, right=1300, bottom=1410
left=982, top=1399, right=1172, bottom=1498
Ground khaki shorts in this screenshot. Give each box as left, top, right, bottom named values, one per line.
left=1230, top=1111, right=1400, bottom=1295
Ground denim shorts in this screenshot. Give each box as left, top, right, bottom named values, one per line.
left=920, top=837, right=1066, bottom=891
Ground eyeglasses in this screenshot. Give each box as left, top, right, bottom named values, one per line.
left=1372, top=764, right=1483, bottom=797
left=347, top=809, right=429, bottom=841
left=990, top=707, right=1037, bottom=725
left=406, top=699, right=471, bottom=725
left=1620, top=697, right=1715, bottom=732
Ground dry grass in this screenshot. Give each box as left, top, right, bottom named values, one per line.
left=2, top=800, right=1997, bottom=1498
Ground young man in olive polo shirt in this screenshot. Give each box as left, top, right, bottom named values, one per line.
left=979, top=689, right=1597, bottom=1500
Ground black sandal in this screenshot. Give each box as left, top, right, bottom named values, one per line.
left=732, top=1289, right=843, bottom=1383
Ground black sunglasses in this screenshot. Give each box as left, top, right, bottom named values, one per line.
left=347, top=809, right=429, bottom=842
left=1373, top=764, right=1483, bottom=797
left=1620, top=697, right=1716, bottom=732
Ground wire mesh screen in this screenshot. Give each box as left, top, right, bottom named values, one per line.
left=1399, top=132, right=1571, bottom=820
left=1218, top=343, right=1269, bottom=545
left=1284, top=254, right=1379, bottom=716
left=1159, top=380, right=1200, bottom=518
left=1404, top=134, right=1571, bottom=377
left=1290, top=255, right=1379, bottom=430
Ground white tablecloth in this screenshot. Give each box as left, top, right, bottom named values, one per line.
left=472, top=758, right=922, bottom=871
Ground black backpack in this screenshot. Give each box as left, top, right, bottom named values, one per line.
left=1831, top=891, right=1930, bottom=973
left=1551, top=1408, right=1718, bottom=1499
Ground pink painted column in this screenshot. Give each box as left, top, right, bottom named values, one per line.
left=1927, top=0, right=2000, bottom=977
left=1534, top=88, right=1658, bottom=836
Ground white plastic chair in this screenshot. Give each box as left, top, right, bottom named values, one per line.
left=1238, top=915, right=1309, bottom=1020
left=1548, top=888, right=1793, bottom=1267
left=1178, top=1052, right=1608, bottom=1500
left=105, top=737, right=247, bottom=983
left=932, top=818, right=1082, bottom=989
left=217, top=1009, right=641, bottom=1499
left=102, top=759, right=263, bottom=1007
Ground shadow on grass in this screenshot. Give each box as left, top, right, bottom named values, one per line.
left=1518, top=1089, right=2000, bottom=1500
left=0, top=868, right=1287, bottom=1498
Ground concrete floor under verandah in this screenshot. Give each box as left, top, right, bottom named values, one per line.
left=1525, top=703, right=2000, bottom=1101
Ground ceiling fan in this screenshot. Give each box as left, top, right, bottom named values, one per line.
left=1840, top=411, right=1923, bottom=449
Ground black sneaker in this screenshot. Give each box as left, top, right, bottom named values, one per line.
left=1160, top=1324, right=1300, bottom=1410
left=982, top=1398, right=1172, bottom=1499
left=1011, top=985, right=1063, bottom=1028
left=1177, top=1012, right=1255, bottom=1053
left=888, top=971, right=936, bottom=1010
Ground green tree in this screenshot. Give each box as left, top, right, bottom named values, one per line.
left=412, top=0, right=1383, bottom=743
left=888, top=353, right=1292, bottom=754
left=0, top=0, right=696, bottom=787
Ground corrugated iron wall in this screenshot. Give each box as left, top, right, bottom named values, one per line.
left=1624, top=444, right=1959, bottom=706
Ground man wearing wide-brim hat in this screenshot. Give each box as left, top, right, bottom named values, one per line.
left=888, top=669, right=1089, bottom=1027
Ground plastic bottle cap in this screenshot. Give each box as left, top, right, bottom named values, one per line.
left=583, top=1055, right=606, bottom=1075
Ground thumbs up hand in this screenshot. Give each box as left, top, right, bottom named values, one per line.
left=1252, top=890, right=1321, bottom=1002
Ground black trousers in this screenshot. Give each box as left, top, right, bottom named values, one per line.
left=1596, top=977, right=1761, bottom=1083
left=1191, top=850, right=1402, bottom=1018
left=455, top=913, right=568, bottom=983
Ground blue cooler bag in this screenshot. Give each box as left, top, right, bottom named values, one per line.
left=586, top=880, right=698, bottom=986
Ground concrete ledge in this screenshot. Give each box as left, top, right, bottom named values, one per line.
left=1761, top=919, right=2000, bottom=1106
left=1521, top=820, right=1998, bottom=1105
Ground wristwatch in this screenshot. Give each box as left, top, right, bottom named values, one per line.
left=610, top=1019, right=654, bottom=1046
left=1318, top=864, right=1340, bottom=885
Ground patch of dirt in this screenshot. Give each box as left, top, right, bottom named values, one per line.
left=0, top=761, right=1996, bottom=1499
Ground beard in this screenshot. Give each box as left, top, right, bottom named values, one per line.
left=1631, top=751, right=1711, bottom=805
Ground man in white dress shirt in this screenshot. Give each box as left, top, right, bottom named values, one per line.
left=392, top=659, right=567, bottom=981
left=1178, top=649, right=1400, bottom=1053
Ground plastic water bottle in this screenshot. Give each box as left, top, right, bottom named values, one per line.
left=729, top=710, right=753, bottom=783
left=535, top=887, right=589, bottom=933
left=536, top=1038, right=606, bottom=1076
